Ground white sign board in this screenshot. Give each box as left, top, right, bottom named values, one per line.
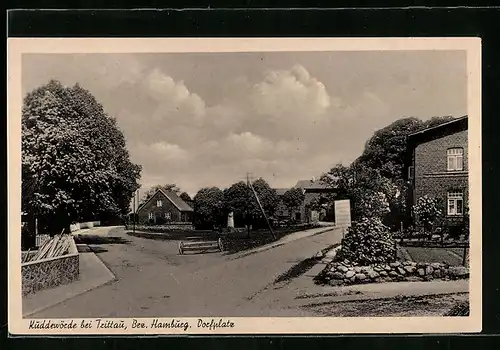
left=334, top=199, right=351, bottom=227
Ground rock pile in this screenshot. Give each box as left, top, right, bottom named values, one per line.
left=315, top=259, right=469, bottom=286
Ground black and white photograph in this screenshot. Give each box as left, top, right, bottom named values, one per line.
left=8, top=38, right=482, bottom=334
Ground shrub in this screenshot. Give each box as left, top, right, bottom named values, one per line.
left=336, top=216, right=396, bottom=265
left=350, top=188, right=390, bottom=220
left=412, top=195, right=443, bottom=233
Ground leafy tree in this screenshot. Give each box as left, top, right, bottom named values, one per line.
left=351, top=116, right=455, bottom=229
left=251, top=178, right=279, bottom=218
left=193, top=187, right=225, bottom=229
left=355, top=116, right=456, bottom=182
left=320, top=163, right=394, bottom=221
left=141, top=184, right=180, bottom=203
left=282, top=188, right=305, bottom=220
left=223, top=178, right=278, bottom=229
left=22, top=80, right=141, bottom=234
left=223, top=181, right=251, bottom=222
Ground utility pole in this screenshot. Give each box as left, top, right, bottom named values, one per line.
left=133, top=189, right=137, bottom=233
left=249, top=180, right=276, bottom=240
left=246, top=173, right=251, bottom=238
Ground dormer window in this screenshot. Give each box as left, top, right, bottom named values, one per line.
left=447, top=148, right=464, bottom=171
left=156, top=200, right=162, bottom=207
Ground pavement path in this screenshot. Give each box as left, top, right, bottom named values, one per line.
left=30, top=226, right=344, bottom=318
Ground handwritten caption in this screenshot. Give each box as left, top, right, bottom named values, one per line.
left=29, top=318, right=235, bottom=332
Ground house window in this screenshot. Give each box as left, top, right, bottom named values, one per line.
left=164, top=212, right=171, bottom=220
left=156, top=200, right=162, bottom=207
left=148, top=212, right=154, bottom=220
left=447, top=191, right=464, bottom=216
left=447, top=148, right=464, bottom=171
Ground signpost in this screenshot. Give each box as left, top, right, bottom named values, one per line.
left=334, top=199, right=352, bottom=239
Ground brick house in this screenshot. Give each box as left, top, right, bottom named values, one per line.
left=136, top=189, right=194, bottom=225
left=404, top=116, right=468, bottom=231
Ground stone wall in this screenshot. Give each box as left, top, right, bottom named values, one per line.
left=315, top=259, right=469, bottom=286
left=126, top=223, right=195, bottom=232
left=21, top=237, right=79, bottom=296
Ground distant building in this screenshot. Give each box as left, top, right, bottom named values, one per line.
left=294, top=179, right=337, bottom=223
left=404, top=116, right=468, bottom=230
left=136, top=189, right=194, bottom=225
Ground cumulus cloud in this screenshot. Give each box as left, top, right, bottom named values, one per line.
left=251, top=64, right=332, bottom=120
left=144, top=69, right=206, bottom=125
left=23, top=54, right=411, bottom=196
left=110, top=63, right=370, bottom=195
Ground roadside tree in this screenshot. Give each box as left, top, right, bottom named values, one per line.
left=22, top=80, right=141, bottom=234
left=282, top=188, right=305, bottom=222
left=193, top=187, right=225, bottom=229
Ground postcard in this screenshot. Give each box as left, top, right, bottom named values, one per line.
left=8, top=37, right=482, bottom=335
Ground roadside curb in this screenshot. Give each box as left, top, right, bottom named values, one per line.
left=22, top=244, right=116, bottom=317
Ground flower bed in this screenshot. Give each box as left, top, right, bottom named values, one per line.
left=21, top=236, right=79, bottom=296
left=314, top=259, right=469, bottom=286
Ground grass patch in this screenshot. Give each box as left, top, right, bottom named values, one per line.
left=303, top=293, right=469, bottom=317
left=221, top=225, right=321, bottom=255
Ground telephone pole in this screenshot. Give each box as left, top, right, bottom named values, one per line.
left=132, top=190, right=136, bottom=233
left=246, top=173, right=251, bottom=238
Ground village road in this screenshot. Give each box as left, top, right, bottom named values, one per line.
left=31, top=226, right=343, bottom=318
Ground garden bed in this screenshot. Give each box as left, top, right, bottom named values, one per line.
left=314, top=259, right=469, bottom=287
left=21, top=236, right=79, bottom=296
left=220, top=224, right=321, bottom=255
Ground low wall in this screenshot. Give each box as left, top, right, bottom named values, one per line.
left=21, top=237, right=79, bottom=296
left=126, top=223, right=195, bottom=232
left=70, top=221, right=101, bottom=233
left=315, top=260, right=469, bottom=286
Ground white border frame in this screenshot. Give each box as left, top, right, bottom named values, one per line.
left=7, top=37, right=482, bottom=335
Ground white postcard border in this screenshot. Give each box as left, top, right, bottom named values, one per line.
left=8, top=37, right=482, bottom=335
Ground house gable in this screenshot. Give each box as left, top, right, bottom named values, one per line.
left=137, top=189, right=193, bottom=214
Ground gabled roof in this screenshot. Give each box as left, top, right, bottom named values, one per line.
left=295, top=179, right=332, bottom=190
left=137, top=189, right=194, bottom=213
left=294, top=180, right=313, bottom=189
left=408, top=115, right=468, bottom=140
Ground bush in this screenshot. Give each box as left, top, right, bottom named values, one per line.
left=412, top=195, right=443, bottom=233
left=336, top=217, right=396, bottom=265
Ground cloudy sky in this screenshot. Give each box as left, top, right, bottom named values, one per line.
left=22, top=51, right=467, bottom=197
